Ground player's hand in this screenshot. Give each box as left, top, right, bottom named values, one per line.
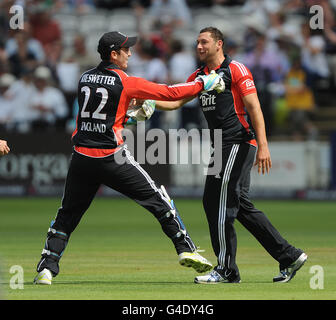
left=126, top=100, right=156, bottom=121
left=197, top=70, right=225, bottom=93
left=0, top=139, right=10, bottom=156
left=141, top=100, right=155, bottom=119
left=254, top=144, right=272, bottom=175
left=128, top=98, right=145, bottom=107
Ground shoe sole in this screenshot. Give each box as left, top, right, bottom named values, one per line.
left=179, top=258, right=213, bottom=273
left=34, top=279, right=51, bottom=285
left=275, top=253, right=308, bottom=283
left=194, top=278, right=241, bottom=284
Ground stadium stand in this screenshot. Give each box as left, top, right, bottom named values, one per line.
left=0, top=0, right=335, bottom=141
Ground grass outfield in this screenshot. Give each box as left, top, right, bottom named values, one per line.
left=0, top=197, right=335, bottom=300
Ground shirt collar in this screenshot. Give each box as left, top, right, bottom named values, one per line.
left=221, top=54, right=232, bottom=68
left=97, top=61, right=120, bottom=71
left=203, top=54, right=232, bottom=74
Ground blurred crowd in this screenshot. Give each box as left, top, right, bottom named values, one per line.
left=0, top=0, right=335, bottom=141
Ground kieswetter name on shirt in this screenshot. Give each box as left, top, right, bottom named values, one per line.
left=80, top=74, right=116, bottom=85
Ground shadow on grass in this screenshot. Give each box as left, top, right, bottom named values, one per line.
left=10, top=279, right=272, bottom=286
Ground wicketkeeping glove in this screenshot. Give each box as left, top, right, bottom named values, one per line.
left=141, top=99, right=156, bottom=119
left=197, top=70, right=225, bottom=93
left=126, top=100, right=156, bottom=121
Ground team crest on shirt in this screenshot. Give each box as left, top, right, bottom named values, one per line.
left=242, top=79, right=255, bottom=89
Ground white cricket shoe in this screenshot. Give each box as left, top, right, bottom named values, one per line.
left=34, top=268, right=52, bottom=285
left=273, top=252, right=308, bottom=283
left=179, top=252, right=213, bottom=273
left=195, top=269, right=241, bottom=284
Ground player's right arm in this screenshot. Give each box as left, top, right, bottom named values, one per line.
left=155, top=96, right=196, bottom=111
left=123, top=76, right=203, bottom=101
left=122, top=68, right=223, bottom=102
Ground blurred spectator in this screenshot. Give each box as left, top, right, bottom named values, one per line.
left=5, top=21, right=45, bottom=63
left=44, top=40, right=63, bottom=84
left=7, top=29, right=40, bottom=78
left=242, top=16, right=268, bottom=53
left=62, top=34, right=98, bottom=75
left=212, top=0, right=246, bottom=5
left=168, top=40, right=197, bottom=85
left=284, top=56, right=317, bottom=140
left=131, top=0, right=151, bottom=33
left=145, top=43, right=168, bottom=84
left=5, top=68, right=36, bottom=133
left=266, top=10, right=301, bottom=45
left=128, top=37, right=168, bottom=129
left=149, top=21, right=176, bottom=60
left=270, top=36, right=292, bottom=96
left=49, top=33, right=86, bottom=127
left=299, top=23, right=330, bottom=90
left=225, top=38, right=244, bottom=61
left=137, top=38, right=169, bottom=129
left=56, top=57, right=79, bottom=113
left=324, top=18, right=336, bottom=86
left=241, top=0, right=281, bottom=28
left=30, top=66, right=68, bottom=131
left=168, top=39, right=200, bottom=130
left=127, top=37, right=151, bottom=78
left=66, top=97, right=79, bottom=133
left=96, top=0, right=133, bottom=9
left=243, top=33, right=289, bottom=135
left=0, top=0, right=14, bottom=41
left=244, top=32, right=290, bottom=82
left=0, top=73, right=16, bottom=131
left=0, top=39, right=10, bottom=74
left=61, top=0, right=96, bottom=14
left=29, top=5, right=62, bottom=61
left=128, top=37, right=168, bottom=82
left=147, top=0, right=192, bottom=29
left=186, top=0, right=212, bottom=7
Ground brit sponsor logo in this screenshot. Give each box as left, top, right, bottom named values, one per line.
left=200, top=93, right=216, bottom=109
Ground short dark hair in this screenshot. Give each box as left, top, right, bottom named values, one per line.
left=199, top=27, right=225, bottom=43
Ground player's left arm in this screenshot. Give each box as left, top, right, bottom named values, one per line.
left=243, top=93, right=272, bottom=175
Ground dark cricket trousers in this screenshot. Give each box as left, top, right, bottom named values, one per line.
left=203, top=142, right=300, bottom=279
left=37, top=146, right=196, bottom=276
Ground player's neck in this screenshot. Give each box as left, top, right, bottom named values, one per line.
left=206, top=54, right=225, bottom=72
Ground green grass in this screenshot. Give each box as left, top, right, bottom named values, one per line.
left=0, top=198, right=335, bottom=300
